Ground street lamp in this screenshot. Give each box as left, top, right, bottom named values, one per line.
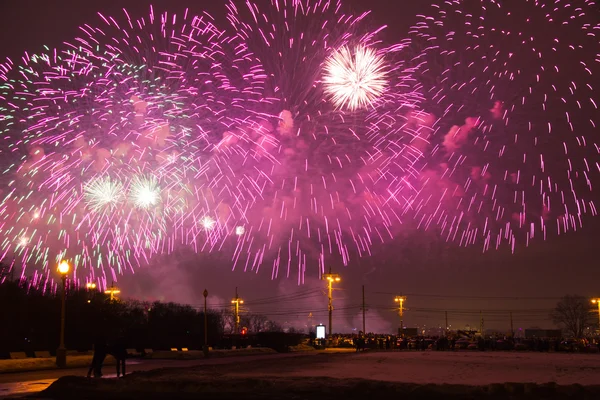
left=591, top=299, right=600, bottom=334
left=394, top=295, right=406, bottom=337
left=56, top=260, right=70, bottom=368
left=86, top=282, right=96, bottom=304
left=322, top=270, right=341, bottom=337
left=105, top=282, right=121, bottom=301
left=231, top=288, right=244, bottom=334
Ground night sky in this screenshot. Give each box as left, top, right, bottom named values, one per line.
left=1, top=0, right=598, bottom=334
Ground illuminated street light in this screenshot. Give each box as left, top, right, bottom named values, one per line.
left=232, top=287, right=244, bottom=334
left=86, top=282, right=97, bottom=304
left=57, top=261, right=70, bottom=275
left=56, top=260, right=70, bottom=368
left=105, top=283, right=121, bottom=302
left=394, top=295, right=406, bottom=337
left=322, top=269, right=341, bottom=337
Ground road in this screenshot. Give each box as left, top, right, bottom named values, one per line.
left=0, top=353, right=312, bottom=398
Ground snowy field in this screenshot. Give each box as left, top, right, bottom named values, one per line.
left=230, top=351, right=600, bottom=385
left=39, top=351, right=600, bottom=399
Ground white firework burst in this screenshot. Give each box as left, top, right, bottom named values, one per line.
left=130, top=175, right=161, bottom=209
left=323, top=45, right=388, bottom=111
left=200, top=215, right=216, bottom=231
left=84, top=177, right=125, bottom=212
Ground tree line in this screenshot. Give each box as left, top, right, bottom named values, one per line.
left=551, top=295, right=598, bottom=339
left=1, top=262, right=597, bottom=357
left=0, top=278, right=288, bottom=356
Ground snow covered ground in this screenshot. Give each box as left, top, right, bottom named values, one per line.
left=38, top=351, right=600, bottom=399
left=227, top=351, right=600, bottom=385
left=0, top=355, right=115, bottom=374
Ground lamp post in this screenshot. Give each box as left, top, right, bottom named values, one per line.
left=56, top=260, right=70, bottom=368
left=231, top=287, right=244, bottom=334
left=591, top=299, right=600, bottom=334
left=86, top=282, right=96, bottom=304
left=322, top=269, right=341, bottom=337
left=394, top=295, right=406, bottom=338
left=203, top=289, right=209, bottom=356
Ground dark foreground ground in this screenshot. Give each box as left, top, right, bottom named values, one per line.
left=34, top=351, right=600, bottom=399
left=39, top=376, right=600, bottom=400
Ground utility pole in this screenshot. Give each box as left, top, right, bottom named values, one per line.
left=203, top=289, right=209, bottom=356
left=510, top=311, right=514, bottom=337
left=445, top=311, right=448, bottom=336
left=231, top=287, right=243, bottom=334
left=56, top=260, right=70, bottom=368
left=361, top=285, right=366, bottom=334
left=479, top=310, right=484, bottom=336
left=394, top=295, right=406, bottom=337
left=322, top=269, right=341, bottom=337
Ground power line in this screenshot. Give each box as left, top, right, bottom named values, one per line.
left=370, top=291, right=563, bottom=301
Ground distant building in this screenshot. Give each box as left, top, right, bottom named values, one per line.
left=525, top=329, right=562, bottom=339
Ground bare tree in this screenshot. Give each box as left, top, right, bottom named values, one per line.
left=264, top=320, right=283, bottom=332
left=219, top=309, right=235, bottom=334
left=551, top=295, right=593, bottom=338
left=246, top=314, right=268, bottom=333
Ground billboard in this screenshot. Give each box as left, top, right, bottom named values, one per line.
left=316, top=325, right=326, bottom=339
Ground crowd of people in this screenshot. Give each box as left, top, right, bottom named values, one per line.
left=327, top=332, right=598, bottom=353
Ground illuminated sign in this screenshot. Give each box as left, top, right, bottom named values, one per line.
left=316, top=325, right=326, bottom=339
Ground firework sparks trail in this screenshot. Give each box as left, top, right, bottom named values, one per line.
left=0, top=7, right=266, bottom=289
left=222, top=0, right=424, bottom=279
left=407, top=0, right=600, bottom=252
left=0, top=0, right=598, bottom=288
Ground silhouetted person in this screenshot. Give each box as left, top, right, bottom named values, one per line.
left=87, top=336, right=107, bottom=378
left=111, top=335, right=128, bottom=378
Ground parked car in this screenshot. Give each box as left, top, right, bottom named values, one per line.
left=559, top=340, right=579, bottom=352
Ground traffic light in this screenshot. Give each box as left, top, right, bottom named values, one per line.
left=241, top=327, right=247, bottom=335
